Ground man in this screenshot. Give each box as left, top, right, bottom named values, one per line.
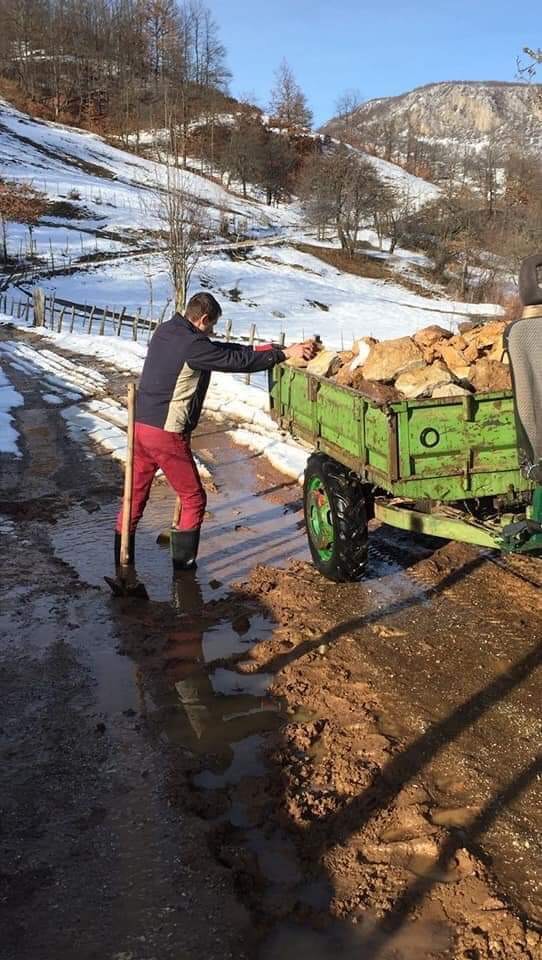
left=115, top=291, right=317, bottom=572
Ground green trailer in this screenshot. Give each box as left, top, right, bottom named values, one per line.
left=268, top=362, right=542, bottom=582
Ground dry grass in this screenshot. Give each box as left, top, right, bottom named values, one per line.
left=294, top=243, right=438, bottom=299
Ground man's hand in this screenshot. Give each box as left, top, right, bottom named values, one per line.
left=283, top=339, right=319, bottom=362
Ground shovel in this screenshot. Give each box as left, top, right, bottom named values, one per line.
left=104, top=382, right=148, bottom=599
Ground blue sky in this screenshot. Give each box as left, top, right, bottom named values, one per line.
left=206, top=0, right=537, bottom=125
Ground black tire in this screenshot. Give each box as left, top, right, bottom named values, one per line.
left=303, top=452, right=368, bottom=582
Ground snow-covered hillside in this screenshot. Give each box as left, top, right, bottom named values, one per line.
left=0, top=99, right=297, bottom=251
left=0, top=99, right=503, bottom=357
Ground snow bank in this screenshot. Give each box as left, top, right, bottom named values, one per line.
left=0, top=368, right=23, bottom=456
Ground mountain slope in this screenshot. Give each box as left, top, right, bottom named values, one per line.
left=324, top=80, right=542, bottom=150
left=0, top=99, right=292, bottom=244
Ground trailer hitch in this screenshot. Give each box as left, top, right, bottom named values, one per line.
left=500, top=517, right=542, bottom=552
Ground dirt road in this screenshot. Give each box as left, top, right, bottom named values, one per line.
left=1, top=327, right=541, bottom=959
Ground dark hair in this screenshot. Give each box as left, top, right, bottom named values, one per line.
left=185, top=292, right=222, bottom=323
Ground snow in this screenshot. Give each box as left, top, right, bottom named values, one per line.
left=0, top=98, right=299, bottom=262
left=16, top=241, right=503, bottom=355
left=361, top=152, right=441, bottom=209
left=0, top=368, right=24, bottom=456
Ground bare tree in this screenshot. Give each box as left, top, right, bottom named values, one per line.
left=334, top=88, right=363, bottom=120
left=299, top=146, right=387, bottom=254
left=219, top=108, right=265, bottom=197
left=517, top=45, right=542, bottom=80
left=269, top=59, right=312, bottom=132
left=256, top=132, right=297, bottom=206
left=150, top=150, right=209, bottom=312
left=0, top=178, right=47, bottom=262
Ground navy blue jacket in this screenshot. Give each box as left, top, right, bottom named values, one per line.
left=136, top=313, right=285, bottom=434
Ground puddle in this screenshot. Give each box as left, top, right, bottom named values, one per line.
left=210, top=668, right=273, bottom=697
left=51, top=417, right=309, bottom=601
left=194, top=734, right=268, bottom=788
left=92, top=645, right=141, bottom=715
left=44, top=423, right=318, bottom=931
left=201, top=614, right=272, bottom=662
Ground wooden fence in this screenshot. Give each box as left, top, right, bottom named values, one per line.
left=0, top=288, right=285, bottom=386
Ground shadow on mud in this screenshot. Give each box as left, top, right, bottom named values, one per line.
left=108, top=546, right=541, bottom=957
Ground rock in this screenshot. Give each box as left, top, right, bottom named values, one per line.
left=447, top=334, right=468, bottom=351
left=486, top=334, right=506, bottom=362
left=334, top=364, right=355, bottom=387
left=350, top=336, right=377, bottom=373
left=395, top=361, right=454, bottom=399
left=362, top=336, right=425, bottom=382
left=352, top=335, right=377, bottom=358
left=337, top=350, right=354, bottom=370
left=462, top=340, right=480, bottom=364
left=436, top=342, right=471, bottom=381
left=469, top=359, right=512, bottom=393
left=350, top=371, right=402, bottom=405
left=419, top=344, right=439, bottom=364
left=464, top=319, right=506, bottom=348
left=306, top=350, right=341, bottom=377
left=431, top=383, right=472, bottom=398
left=413, top=325, right=453, bottom=349
left=285, top=355, right=308, bottom=368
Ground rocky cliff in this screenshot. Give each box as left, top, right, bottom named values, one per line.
left=323, top=81, right=542, bottom=152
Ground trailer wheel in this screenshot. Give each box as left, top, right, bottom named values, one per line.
left=303, top=453, right=368, bottom=582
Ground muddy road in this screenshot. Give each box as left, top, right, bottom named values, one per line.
left=0, top=326, right=541, bottom=960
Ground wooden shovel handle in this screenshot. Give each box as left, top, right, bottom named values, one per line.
left=120, top=383, right=136, bottom=567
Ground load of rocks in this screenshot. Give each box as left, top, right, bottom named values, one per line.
left=293, top=320, right=511, bottom=403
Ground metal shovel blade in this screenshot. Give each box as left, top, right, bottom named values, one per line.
left=104, top=565, right=148, bottom=600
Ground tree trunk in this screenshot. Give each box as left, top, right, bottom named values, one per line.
left=1, top=219, right=7, bottom=263
left=175, top=273, right=188, bottom=314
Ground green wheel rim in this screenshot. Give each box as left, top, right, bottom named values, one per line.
left=307, top=475, right=335, bottom=561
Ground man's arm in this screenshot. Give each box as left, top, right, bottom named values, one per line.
left=187, top=337, right=316, bottom=374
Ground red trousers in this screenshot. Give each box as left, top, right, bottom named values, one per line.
left=116, top=422, right=206, bottom=534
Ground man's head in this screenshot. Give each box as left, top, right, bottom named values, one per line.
left=185, top=292, right=222, bottom=336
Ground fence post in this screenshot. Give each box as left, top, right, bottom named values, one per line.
left=245, top=322, right=256, bottom=384
left=32, top=288, right=46, bottom=327
left=132, top=308, right=140, bottom=341
left=86, top=305, right=96, bottom=334
left=57, top=306, right=66, bottom=332
left=69, top=304, right=76, bottom=333
left=99, top=306, right=108, bottom=336
left=225, top=318, right=232, bottom=341
left=116, top=306, right=126, bottom=336
left=279, top=331, right=286, bottom=349
left=25, top=300, right=31, bottom=324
